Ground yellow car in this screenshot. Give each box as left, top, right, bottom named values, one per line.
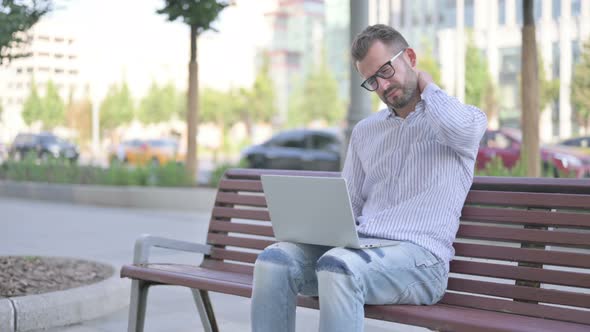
left=111, top=139, right=183, bottom=166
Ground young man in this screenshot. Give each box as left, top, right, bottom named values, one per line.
left=251, top=24, right=487, bottom=332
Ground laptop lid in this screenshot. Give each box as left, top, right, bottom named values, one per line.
left=261, top=175, right=362, bottom=248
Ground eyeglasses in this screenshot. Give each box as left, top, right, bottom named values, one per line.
left=360, top=48, right=406, bottom=92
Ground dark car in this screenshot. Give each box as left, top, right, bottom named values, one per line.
left=477, top=128, right=590, bottom=177
left=558, top=136, right=590, bottom=150
left=241, top=129, right=342, bottom=171
left=9, top=133, right=79, bottom=162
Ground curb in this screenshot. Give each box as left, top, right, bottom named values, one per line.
left=3, top=262, right=129, bottom=332
left=0, top=180, right=217, bottom=212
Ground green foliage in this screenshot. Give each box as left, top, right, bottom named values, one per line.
left=465, top=35, right=491, bottom=109
left=0, top=157, right=194, bottom=187
left=156, top=0, right=229, bottom=32
left=208, top=158, right=248, bottom=187
left=475, top=156, right=526, bottom=177
left=21, top=79, right=42, bottom=125
left=288, top=59, right=346, bottom=127
left=21, top=80, right=65, bottom=129
left=200, top=88, right=238, bottom=126
left=42, top=80, right=65, bottom=129
left=538, top=52, right=560, bottom=111
left=417, top=41, right=443, bottom=88
left=571, top=38, right=590, bottom=130
left=0, top=0, right=52, bottom=63
left=99, top=81, right=135, bottom=134
left=138, top=82, right=182, bottom=124
left=242, top=53, right=277, bottom=124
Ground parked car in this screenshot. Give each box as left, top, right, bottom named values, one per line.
left=557, top=136, right=590, bottom=151
left=110, top=138, right=182, bottom=166
left=9, top=133, right=79, bottom=162
left=241, top=129, right=342, bottom=171
left=477, top=128, right=590, bottom=177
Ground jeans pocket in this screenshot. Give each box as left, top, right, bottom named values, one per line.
left=412, top=246, right=440, bottom=268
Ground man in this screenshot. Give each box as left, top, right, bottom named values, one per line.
left=251, top=24, right=487, bottom=332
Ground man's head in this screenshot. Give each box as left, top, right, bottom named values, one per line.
left=351, top=24, right=419, bottom=113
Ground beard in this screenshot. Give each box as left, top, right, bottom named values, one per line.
left=381, top=70, right=418, bottom=111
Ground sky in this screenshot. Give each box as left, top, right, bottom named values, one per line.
left=44, top=0, right=272, bottom=101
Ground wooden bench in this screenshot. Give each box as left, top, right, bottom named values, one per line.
left=121, top=168, right=590, bottom=332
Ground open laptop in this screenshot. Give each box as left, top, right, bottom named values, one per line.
left=260, top=175, right=400, bottom=249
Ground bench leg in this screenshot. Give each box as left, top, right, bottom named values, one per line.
left=191, top=289, right=219, bottom=332
left=128, top=280, right=150, bottom=332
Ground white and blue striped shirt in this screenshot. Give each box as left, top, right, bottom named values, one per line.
left=342, top=83, right=487, bottom=272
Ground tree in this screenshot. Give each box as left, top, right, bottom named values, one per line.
left=200, top=88, right=239, bottom=162
left=538, top=52, right=559, bottom=111
left=288, top=59, right=345, bottom=127
left=521, top=0, right=541, bottom=177
left=41, top=80, right=65, bottom=129
left=157, top=0, right=229, bottom=180
left=138, top=81, right=181, bottom=124
left=571, top=38, right=590, bottom=133
left=0, top=0, right=52, bottom=63
left=465, top=35, right=491, bottom=109
left=21, top=79, right=43, bottom=126
left=417, top=41, right=442, bottom=88
left=66, top=86, right=92, bottom=142
left=99, top=82, right=135, bottom=135
left=239, top=52, right=277, bottom=136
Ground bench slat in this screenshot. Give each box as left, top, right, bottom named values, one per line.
left=456, top=224, right=590, bottom=247
left=218, top=179, right=263, bottom=192
left=454, top=243, right=590, bottom=269
left=212, top=207, right=270, bottom=221
left=201, top=259, right=254, bottom=275
left=461, top=206, right=590, bottom=228
left=466, top=190, right=590, bottom=209
left=207, top=233, right=274, bottom=250
left=209, top=247, right=258, bottom=264
left=440, top=292, right=590, bottom=325
left=447, top=277, right=590, bottom=308
left=209, top=220, right=274, bottom=237
left=215, top=192, right=267, bottom=207
left=450, top=260, right=590, bottom=288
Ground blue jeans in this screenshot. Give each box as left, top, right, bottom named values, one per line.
left=251, top=241, right=447, bottom=332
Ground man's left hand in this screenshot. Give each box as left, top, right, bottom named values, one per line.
left=417, top=70, right=434, bottom=93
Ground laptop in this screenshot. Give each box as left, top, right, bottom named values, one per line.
left=260, top=175, right=400, bottom=249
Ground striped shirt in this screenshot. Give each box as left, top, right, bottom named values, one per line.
left=342, top=83, right=487, bottom=272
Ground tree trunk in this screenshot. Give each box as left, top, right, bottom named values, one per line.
left=186, top=25, right=199, bottom=182
left=521, top=0, right=540, bottom=177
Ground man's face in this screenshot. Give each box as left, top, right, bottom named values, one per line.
left=356, top=40, right=418, bottom=110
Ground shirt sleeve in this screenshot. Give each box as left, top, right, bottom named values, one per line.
left=421, top=83, right=488, bottom=161
left=341, top=129, right=365, bottom=220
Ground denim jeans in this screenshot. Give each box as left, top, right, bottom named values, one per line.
left=251, top=241, right=447, bottom=332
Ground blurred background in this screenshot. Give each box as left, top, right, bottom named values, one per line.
left=1, top=0, right=589, bottom=187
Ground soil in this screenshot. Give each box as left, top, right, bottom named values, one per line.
left=0, top=256, right=114, bottom=298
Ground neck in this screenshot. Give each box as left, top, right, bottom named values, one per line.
left=390, top=91, right=420, bottom=119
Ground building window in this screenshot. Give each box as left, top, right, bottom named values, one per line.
left=552, top=0, right=561, bottom=20
left=38, top=67, right=50, bottom=72
left=572, top=0, right=581, bottom=16
left=54, top=68, right=64, bottom=74
left=516, top=0, right=523, bottom=24
left=68, top=55, right=76, bottom=60
left=54, top=37, right=64, bottom=43
left=38, top=35, right=50, bottom=41
left=27, top=67, right=33, bottom=73
left=16, top=68, right=22, bottom=73
left=54, top=53, right=63, bottom=59
left=552, top=41, right=560, bottom=78
left=439, top=0, right=456, bottom=28
left=38, top=52, right=50, bottom=57
left=499, top=0, right=506, bottom=25
left=68, top=69, right=78, bottom=75
left=465, top=0, right=474, bottom=28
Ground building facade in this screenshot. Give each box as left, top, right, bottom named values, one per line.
left=0, top=21, right=83, bottom=142
left=378, top=0, right=589, bottom=141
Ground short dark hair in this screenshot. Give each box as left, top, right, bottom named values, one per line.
left=351, top=24, right=409, bottom=62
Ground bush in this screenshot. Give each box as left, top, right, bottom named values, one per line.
left=209, top=159, right=249, bottom=187
left=0, top=158, right=194, bottom=187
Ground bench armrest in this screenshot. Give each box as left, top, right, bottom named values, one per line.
left=133, top=234, right=212, bottom=264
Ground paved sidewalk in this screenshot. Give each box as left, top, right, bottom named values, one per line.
left=0, top=197, right=427, bottom=332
